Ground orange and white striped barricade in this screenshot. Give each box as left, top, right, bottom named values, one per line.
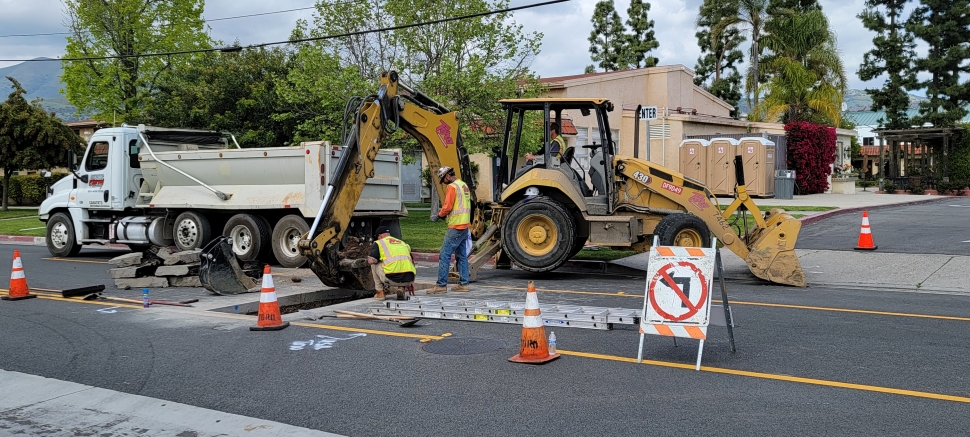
left=637, top=238, right=726, bottom=370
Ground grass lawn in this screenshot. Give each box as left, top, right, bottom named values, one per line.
left=0, top=210, right=39, bottom=220
left=399, top=214, right=448, bottom=252
left=0, top=217, right=46, bottom=237
left=404, top=202, right=431, bottom=209
left=719, top=204, right=836, bottom=212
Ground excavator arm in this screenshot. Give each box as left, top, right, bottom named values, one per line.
left=297, top=71, right=492, bottom=290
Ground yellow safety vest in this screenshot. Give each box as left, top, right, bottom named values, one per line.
left=551, top=136, right=565, bottom=159
left=446, top=179, right=472, bottom=227
left=376, top=236, right=416, bottom=275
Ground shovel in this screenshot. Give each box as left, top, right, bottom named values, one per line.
left=329, top=309, right=421, bottom=327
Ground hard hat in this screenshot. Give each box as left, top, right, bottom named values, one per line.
left=523, top=186, right=540, bottom=201
left=436, top=166, right=454, bottom=182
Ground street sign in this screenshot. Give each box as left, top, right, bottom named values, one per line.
left=639, top=106, right=658, bottom=121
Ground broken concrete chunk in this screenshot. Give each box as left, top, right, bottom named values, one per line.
left=108, top=252, right=142, bottom=267
left=168, top=276, right=202, bottom=287
left=108, top=267, right=138, bottom=279
left=155, top=263, right=200, bottom=277
left=114, top=277, right=169, bottom=289
left=165, top=249, right=201, bottom=265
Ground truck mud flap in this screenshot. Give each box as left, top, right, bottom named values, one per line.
left=199, top=237, right=263, bottom=295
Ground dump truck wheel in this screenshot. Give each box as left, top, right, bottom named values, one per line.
left=654, top=214, right=711, bottom=247
left=174, top=211, right=212, bottom=251
left=46, top=212, right=81, bottom=257
left=501, top=196, right=576, bottom=272
left=223, top=214, right=271, bottom=261
left=272, top=215, right=309, bottom=268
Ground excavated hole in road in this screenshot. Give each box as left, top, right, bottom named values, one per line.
left=210, top=288, right=363, bottom=315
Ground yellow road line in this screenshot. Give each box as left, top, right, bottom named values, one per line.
left=561, top=350, right=970, bottom=404
left=484, top=285, right=970, bottom=322
left=42, top=257, right=110, bottom=264
left=8, top=289, right=970, bottom=404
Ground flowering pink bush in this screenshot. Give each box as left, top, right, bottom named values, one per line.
left=785, top=121, right=836, bottom=194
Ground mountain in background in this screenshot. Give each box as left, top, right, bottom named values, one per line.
left=0, top=58, right=83, bottom=122
left=735, top=88, right=927, bottom=115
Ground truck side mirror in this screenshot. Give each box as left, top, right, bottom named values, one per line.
left=68, top=151, right=78, bottom=171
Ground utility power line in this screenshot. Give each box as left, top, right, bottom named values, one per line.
left=0, top=5, right=319, bottom=39
left=0, top=0, right=568, bottom=63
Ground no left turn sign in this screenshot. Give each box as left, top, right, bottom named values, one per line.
left=648, top=261, right=709, bottom=322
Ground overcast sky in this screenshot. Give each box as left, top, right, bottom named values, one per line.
left=0, top=0, right=911, bottom=92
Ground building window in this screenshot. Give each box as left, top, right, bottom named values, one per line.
left=863, top=137, right=874, bottom=146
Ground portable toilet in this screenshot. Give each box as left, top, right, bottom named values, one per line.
left=678, top=139, right=710, bottom=184
left=739, top=137, right=776, bottom=197
left=708, top=138, right=740, bottom=196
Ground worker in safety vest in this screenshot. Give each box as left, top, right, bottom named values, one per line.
left=367, top=226, right=416, bottom=301
left=428, top=166, right=471, bottom=294
left=525, top=122, right=566, bottom=163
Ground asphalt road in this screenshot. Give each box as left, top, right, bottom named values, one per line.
left=797, top=200, right=970, bottom=255
left=2, top=244, right=970, bottom=436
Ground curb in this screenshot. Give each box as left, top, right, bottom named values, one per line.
left=0, top=236, right=45, bottom=245
left=799, top=196, right=952, bottom=225
left=411, top=251, right=642, bottom=275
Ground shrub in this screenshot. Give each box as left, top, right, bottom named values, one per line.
left=909, top=183, right=925, bottom=195
left=785, top=121, right=837, bottom=194
left=882, top=180, right=897, bottom=193
left=2, top=173, right=70, bottom=206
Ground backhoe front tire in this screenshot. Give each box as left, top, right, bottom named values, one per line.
left=46, top=212, right=81, bottom=257
left=501, top=196, right=576, bottom=272
left=654, top=213, right=711, bottom=248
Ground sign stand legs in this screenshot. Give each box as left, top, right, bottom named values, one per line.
left=715, top=247, right=738, bottom=353
left=695, top=340, right=705, bottom=371
left=637, top=333, right=645, bottom=363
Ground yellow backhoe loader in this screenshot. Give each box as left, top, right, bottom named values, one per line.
left=293, top=71, right=806, bottom=291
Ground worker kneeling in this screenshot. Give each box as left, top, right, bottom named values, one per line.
left=368, top=226, right=416, bottom=301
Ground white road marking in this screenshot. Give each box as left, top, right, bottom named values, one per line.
left=948, top=205, right=970, bottom=208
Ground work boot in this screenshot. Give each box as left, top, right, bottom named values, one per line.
left=427, top=285, right=447, bottom=295
left=451, top=285, right=470, bottom=292
left=373, top=290, right=386, bottom=301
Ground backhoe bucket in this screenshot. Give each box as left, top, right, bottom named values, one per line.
left=199, top=237, right=262, bottom=295
left=744, top=209, right=807, bottom=287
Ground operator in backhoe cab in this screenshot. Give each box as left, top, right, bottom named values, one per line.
left=429, top=166, right=472, bottom=294
left=367, top=226, right=416, bottom=301
left=524, top=122, right=566, bottom=164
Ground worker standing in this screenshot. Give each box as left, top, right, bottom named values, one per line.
left=367, top=226, right=416, bottom=301
left=429, top=166, right=471, bottom=294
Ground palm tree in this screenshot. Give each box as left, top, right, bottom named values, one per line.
left=713, top=0, right=770, bottom=111
left=759, top=9, right=847, bottom=125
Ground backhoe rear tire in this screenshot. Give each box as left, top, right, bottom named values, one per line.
left=501, top=196, right=576, bottom=272
left=654, top=213, right=711, bottom=248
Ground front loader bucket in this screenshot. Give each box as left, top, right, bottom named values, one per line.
left=744, top=209, right=807, bottom=287
left=199, top=237, right=262, bottom=295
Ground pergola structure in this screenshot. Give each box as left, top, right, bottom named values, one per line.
left=872, top=126, right=965, bottom=189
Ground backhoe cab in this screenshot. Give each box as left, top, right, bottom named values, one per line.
left=493, top=99, right=806, bottom=287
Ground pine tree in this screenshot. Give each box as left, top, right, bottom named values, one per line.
left=588, top=0, right=627, bottom=72
left=857, top=0, right=916, bottom=129
left=623, top=0, right=659, bottom=68
left=695, top=0, right=745, bottom=113
left=906, top=0, right=970, bottom=127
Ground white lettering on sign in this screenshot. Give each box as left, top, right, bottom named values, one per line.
left=639, top=106, right=658, bottom=121
left=767, top=153, right=773, bottom=159
left=717, top=147, right=724, bottom=154
left=633, top=171, right=652, bottom=185
left=689, top=148, right=695, bottom=155
left=747, top=146, right=754, bottom=154
left=661, top=181, right=683, bottom=194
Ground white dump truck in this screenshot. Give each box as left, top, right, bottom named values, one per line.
left=39, top=125, right=404, bottom=267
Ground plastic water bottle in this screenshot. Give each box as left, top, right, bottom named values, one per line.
left=548, top=331, right=557, bottom=355
left=142, top=288, right=150, bottom=308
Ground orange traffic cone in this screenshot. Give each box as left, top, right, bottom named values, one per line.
left=855, top=210, right=877, bottom=250
left=250, top=265, right=289, bottom=331
left=3, top=250, right=36, bottom=301
left=509, top=281, right=559, bottom=364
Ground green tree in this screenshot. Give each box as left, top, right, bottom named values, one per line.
left=279, top=0, right=543, bottom=155
left=714, top=0, right=770, bottom=111
left=622, top=0, right=659, bottom=68
left=694, top=0, right=745, bottom=113
left=61, top=0, right=213, bottom=123
left=857, top=0, right=916, bottom=130
left=588, top=0, right=627, bottom=72
left=0, top=78, right=83, bottom=210
left=906, top=0, right=970, bottom=128
left=758, top=9, right=846, bottom=125
left=133, top=46, right=297, bottom=148
left=767, top=0, right=820, bottom=13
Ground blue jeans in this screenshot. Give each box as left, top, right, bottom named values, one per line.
left=437, top=227, right=470, bottom=286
